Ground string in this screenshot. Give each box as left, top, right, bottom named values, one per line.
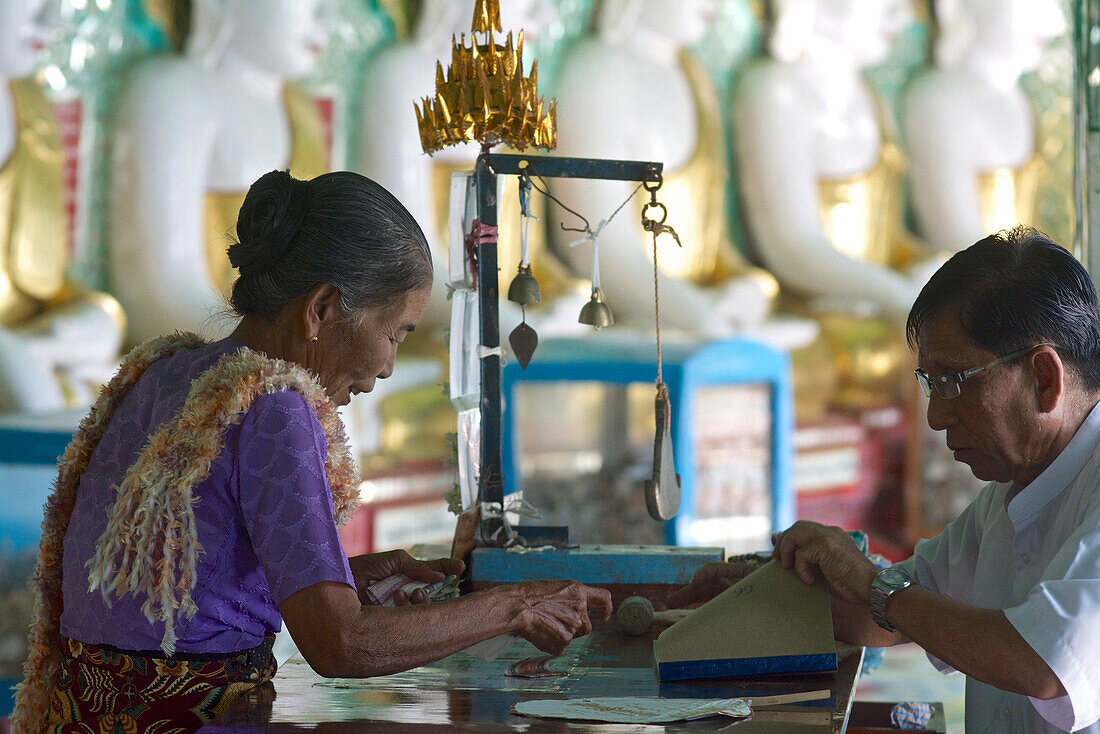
left=652, top=226, right=670, bottom=428
left=527, top=172, right=590, bottom=233
left=527, top=173, right=642, bottom=239
left=591, top=232, right=601, bottom=289
left=653, top=231, right=662, bottom=386
left=518, top=174, right=538, bottom=265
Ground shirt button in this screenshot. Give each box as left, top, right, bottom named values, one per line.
left=1020, top=553, right=1031, bottom=565
left=1002, top=705, right=1012, bottom=717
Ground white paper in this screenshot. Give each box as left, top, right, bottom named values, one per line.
left=456, top=408, right=481, bottom=511
left=448, top=170, right=476, bottom=285
left=448, top=289, right=481, bottom=411
left=513, top=697, right=752, bottom=724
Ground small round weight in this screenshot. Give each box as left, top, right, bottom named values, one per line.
left=617, top=596, right=655, bottom=636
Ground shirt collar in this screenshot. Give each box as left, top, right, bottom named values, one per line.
left=1007, top=400, right=1100, bottom=529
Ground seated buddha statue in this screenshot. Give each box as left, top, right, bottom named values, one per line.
left=733, top=0, right=921, bottom=326
left=0, top=0, right=125, bottom=414
left=108, top=0, right=330, bottom=343
left=732, top=0, right=920, bottom=412
left=903, top=0, right=1065, bottom=253
left=549, top=0, right=778, bottom=339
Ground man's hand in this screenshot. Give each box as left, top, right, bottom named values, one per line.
left=666, top=562, right=756, bottom=608
left=772, top=521, right=877, bottom=605
left=349, top=549, right=466, bottom=605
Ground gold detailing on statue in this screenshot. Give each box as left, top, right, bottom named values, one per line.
left=40, top=281, right=128, bottom=338
left=817, top=138, right=909, bottom=268
left=0, top=79, right=67, bottom=326
left=374, top=382, right=458, bottom=467
left=142, top=0, right=190, bottom=52
left=977, top=152, right=1044, bottom=236
left=788, top=333, right=840, bottom=423
left=377, top=0, right=415, bottom=40
left=415, top=0, right=555, bottom=154
left=784, top=299, right=908, bottom=417
left=816, top=309, right=908, bottom=410
left=204, top=83, right=330, bottom=296
left=640, top=52, right=777, bottom=298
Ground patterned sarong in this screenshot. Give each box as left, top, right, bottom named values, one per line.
left=45, top=635, right=276, bottom=733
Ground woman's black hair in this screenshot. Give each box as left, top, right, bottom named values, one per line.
left=227, top=170, right=432, bottom=318
left=907, top=226, right=1100, bottom=391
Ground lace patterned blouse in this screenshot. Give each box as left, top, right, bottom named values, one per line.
left=60, top=338, right=354, bottom=654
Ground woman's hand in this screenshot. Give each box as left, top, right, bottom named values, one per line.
left=503, top=580, right=613, bottom=656
left=665, top=561, right=755, bottom=609
left=349, top=550, right=466, bottom=605
left=771, top=521, right=877, bottom=605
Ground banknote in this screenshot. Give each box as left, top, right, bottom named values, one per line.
left=364, top=573, right=460, bottom=606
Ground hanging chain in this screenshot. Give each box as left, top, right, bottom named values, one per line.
left=641, top=172, right=681, bottom=426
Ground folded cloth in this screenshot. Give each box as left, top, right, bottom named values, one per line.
left=890, top=701, right=934, bottom=729
left=47, top=634, right=276, bottom=733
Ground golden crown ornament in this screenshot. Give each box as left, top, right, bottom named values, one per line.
left=415, top=0, right=556, bottom=154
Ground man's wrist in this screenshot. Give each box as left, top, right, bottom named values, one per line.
left=869, top=566, right=913, bottom=633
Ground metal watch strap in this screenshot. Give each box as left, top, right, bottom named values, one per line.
left=870, top=566, right=912, bottom=633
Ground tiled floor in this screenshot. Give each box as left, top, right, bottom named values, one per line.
left=855, top=643, right=966, bottom=733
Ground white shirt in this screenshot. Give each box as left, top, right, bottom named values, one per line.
left=897, top=401, right=1100, bottom=734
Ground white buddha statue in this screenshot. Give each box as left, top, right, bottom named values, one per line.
left=0, top=0, right=125, bottom=414
left=355, top=0, right=467, bottom=332
left=732, top=0, right=918, bottom=325
left=109, top=0, right=331, bottom=343
left=903, top=0, right=1065, bottom=252
left=549, top=0, right=777, bottom=339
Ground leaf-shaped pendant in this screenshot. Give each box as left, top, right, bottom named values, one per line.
left=509, top=321, right=539, bottom=370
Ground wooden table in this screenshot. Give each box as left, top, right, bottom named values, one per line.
left=202, top=625, right=864, bottom=733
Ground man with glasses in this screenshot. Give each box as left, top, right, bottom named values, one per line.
left=671, top=226, right=1100, bottom=733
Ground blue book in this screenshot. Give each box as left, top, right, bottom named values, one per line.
left=654, top=560, right=837, bottom=681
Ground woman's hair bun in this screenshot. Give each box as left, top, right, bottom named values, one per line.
left=228, top=170, right=313, bottom=276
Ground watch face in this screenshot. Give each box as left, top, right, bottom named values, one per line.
left=879, top=567, right=909, bottom=586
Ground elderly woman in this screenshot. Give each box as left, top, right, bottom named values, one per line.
left=12, top=170, right=612, bottom=734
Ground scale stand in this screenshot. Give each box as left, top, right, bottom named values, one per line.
left=470, top=152, right=665, bottom=545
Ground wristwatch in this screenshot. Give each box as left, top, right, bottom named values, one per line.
left=870, top=565, right=912, bottom=633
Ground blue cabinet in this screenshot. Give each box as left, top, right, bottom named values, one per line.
left=501, top=336, right=794, bottom=551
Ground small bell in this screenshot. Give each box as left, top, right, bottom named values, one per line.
left=578, top=287, right=614, bottom=330
left=507, top=263, right=542, bottom=306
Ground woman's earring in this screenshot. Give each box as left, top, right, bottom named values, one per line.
left=308, top=335, right=319, bottom=342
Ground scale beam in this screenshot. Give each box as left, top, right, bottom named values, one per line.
left=485, top=153, right=662, bottom=183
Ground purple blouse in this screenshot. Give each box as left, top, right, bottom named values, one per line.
left=60, top=338, right=354, bottom=654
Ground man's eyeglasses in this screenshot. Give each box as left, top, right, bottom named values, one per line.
left=914, top=344, right=1058, bottom=399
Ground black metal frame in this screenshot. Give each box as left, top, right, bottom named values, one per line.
left=474, top=152, right=663, bottom=542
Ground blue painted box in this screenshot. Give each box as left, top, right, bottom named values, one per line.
left=470, top=544, right=724, bottom=586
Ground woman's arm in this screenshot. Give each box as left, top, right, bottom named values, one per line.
left=279, top=578, right=612, bottom=678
